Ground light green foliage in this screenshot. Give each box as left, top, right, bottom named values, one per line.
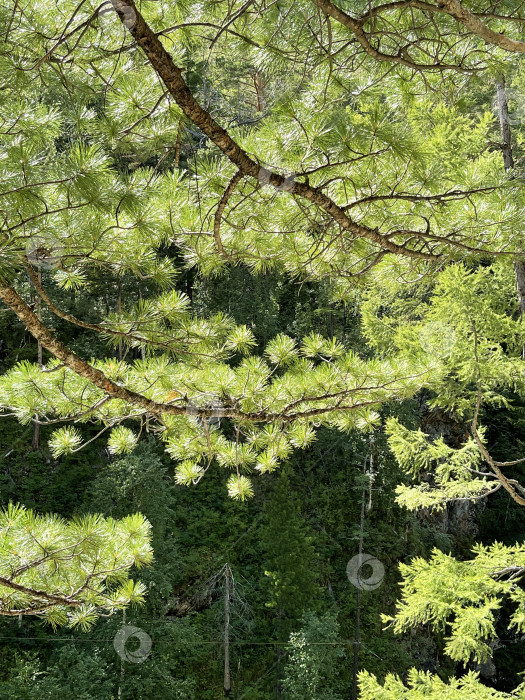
left=359, top=669, right=525, bottom=699
left=0, top=0, right=523, bottom=503
left=362, top=263, right=525, bottom=508
left=281, top=611, right=344, bottom=700
left=384, top=543, right=525, bottom=663
left=107, top=425, right=139, bottom=455
left=0, top=341, right=430, bottom=500
left=388, top=419, right=491, bottom=509
left=0, top=503, right=152, bottom=627
left=3, top=0, right=525, bottom=694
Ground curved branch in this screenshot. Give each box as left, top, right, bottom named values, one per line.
left=0, top=278, right=413, bottom=423
left=0, top=576, right=80, bottom=607
left=437, top=0, right=525, bottom=53
left=310, top=0, right=476, bottom=71
left=111, top=0, right=439, bottom=262
left=214, top=170, right=243, bottom=258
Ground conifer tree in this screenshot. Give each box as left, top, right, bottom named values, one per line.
left=3, top=1, right=525, bottom=688
left=261, top=469, right=320, bottom=638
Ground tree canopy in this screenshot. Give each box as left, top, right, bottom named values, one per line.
left=3, top=0, right=525, bottom=695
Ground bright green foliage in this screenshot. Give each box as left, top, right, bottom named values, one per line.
left=0, top=503, right=152, bottom=627
left=107, top=425, right=139, bottom=455
left=384, top=543, right=525, bottom=663
left=0, top=345, right=427, bottom=500
left=281, top=611, right=344, bottom=700
left=388, top=419, right=491, bottom=509
left=359, top=669, right=525, bottom=699
left=361, top=263, right=525, bottom=509
left=1, top=0, right=524, bottom=503
left=3, top=0, right=525, bottom=694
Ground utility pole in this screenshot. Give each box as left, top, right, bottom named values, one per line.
left=351, top=448, right=375, bottom=700
left=224, top=563, right=231, bottom=697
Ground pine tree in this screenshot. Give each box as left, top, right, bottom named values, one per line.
left=3, top=0, right=525, bottom=691
left=0, top=503, right=152, bottom=625
left=260, top=469, right=320, bottom=638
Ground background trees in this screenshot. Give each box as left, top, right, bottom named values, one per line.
left=3, top=0, right=525, bottom=696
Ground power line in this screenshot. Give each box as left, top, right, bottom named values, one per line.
left=0, top=635, right=353, bottom=646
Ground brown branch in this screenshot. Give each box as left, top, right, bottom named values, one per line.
left=437, top=0, right=525, bottom=53
left=0, top=278, right=414, bottom=423
left=471, top=428, right=525, bottom=506
left=360, top=0, right=525, bottom=26
left=111, top=0, right=439, bottom=262
left=0, top=278, right=197, bottom=419
left=0, top=576, right=80, bottom=607
left=310, top=0, right=476, bottom=71
left=213, top=170, right=243, bottom=258
left=24, top=263, right=218, bottom=359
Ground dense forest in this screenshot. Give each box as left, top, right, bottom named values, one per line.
left=3, top=0, right=525, bottom=697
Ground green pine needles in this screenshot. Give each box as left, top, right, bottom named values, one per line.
left=0, top=503, right=152, bottom=627
left=3, top=0, right=525, bottom=691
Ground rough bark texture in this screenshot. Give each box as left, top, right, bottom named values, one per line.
left=496, top=79, right=515, bottom=172
left=438, top=0, right=525, bottom=53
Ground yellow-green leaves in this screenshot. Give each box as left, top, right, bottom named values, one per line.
left=0, top=504, right=152, bottom=625
left=227, top=475, right=254, bottom=500
left=387, top=543, right=525, bottom=666
left=49, top=426, right=83, bottom=457
left=359, top=669, right=519, bottom=699
left=265, top=334, right=297, bottom=366
left=108, top=426, right=138, bottom=455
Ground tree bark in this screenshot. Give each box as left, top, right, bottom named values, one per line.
left=496, top=79, right=514, bottom=171
left=494, top=80, right=525, bottom=351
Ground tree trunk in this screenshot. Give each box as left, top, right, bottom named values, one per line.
left=253, top=72, right=265, bottom=112
left=495, top=80, right=525, bottom=355
left=496, top=79, right=514, bottom=171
